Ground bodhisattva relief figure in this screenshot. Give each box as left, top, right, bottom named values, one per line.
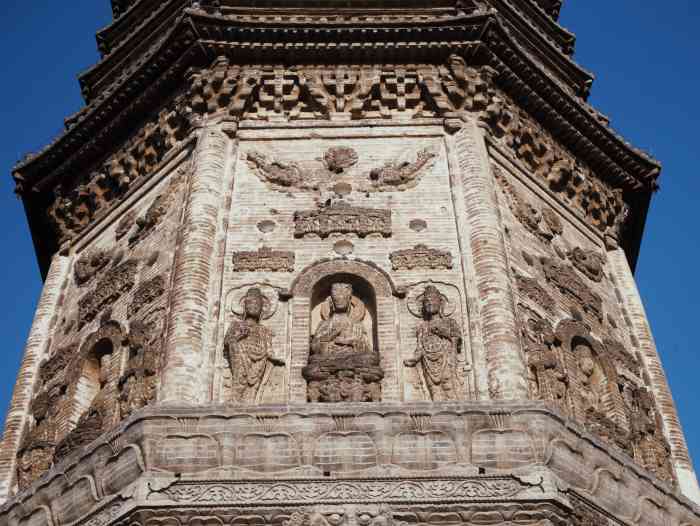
left=303, top=282, right=384, bottom=403
left=224, top=287, right=284, bottom=404
left=577, top=345, right=604, bottom=416
left=404, top=285, right=463, bottom=401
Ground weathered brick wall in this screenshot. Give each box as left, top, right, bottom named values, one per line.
left=488, top=139, right=685, bottom=490
left=3, top=114, right=698, bottom=509
left=4, top=152, right=191, bottom=494
left=0, top=253, right=69, bottom=501
left=212, top=124, right=476, bottom=405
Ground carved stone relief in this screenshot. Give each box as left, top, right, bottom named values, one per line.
left=323, top=147, right=359, bottom=173
left=246, top=145, right=436, bottom=194
left=224, top=287, right=285, bottom=404
left=333, top=240, right=355, bottom=256
left=127, top=275, right=165, bottom=319
left=74, top=250, right=113, bottom=286
left=303, top=282, right=384, bottom=402
left=16, top=343, right=79, bottom=488
left=48, top=101, right=190, bottom=242
left=390, top=245, right=453, bottom=271
left=514, top=308, right=674, bottom=482
left=119, top=308, right=165, bottom=419
left=78, top=260, right=138, bottom=327
left=619, top=378, right=675, bottom=484
left=568, top=247, right=606, bottom=282
left=118, top=272, right=169, bottom=420
left=570, top=494, right=613, bottom=526
left=156, top=476, right=531, bottom=504
left=19, top=256, right=172, bottom=481
left=404, top=285, right=465, bottom=401
left=495, top=167, right=563, bottom=243
left=514, top=272, right=555, bottom=314
left=518, top=306, right=567, bottom=415
left=53, top=321, right=125, bottom=463
left=369, top=148, right=437, bottom=191
left=128, top=169, right=186, bottom=246
left=15, top=436, right=54, bottom=491
left=409, top=219, right=428, bottom=232
left=604, top=338, right=642, bottom=378
left=246, top=151, right=305, bottom=189
left=294, top=201, right=391, bottom=239
left=541, top=257, right=603, bottom=321
left=232, top=247, right=295, bottom=272
left=558, top=320, right=630, bottom=453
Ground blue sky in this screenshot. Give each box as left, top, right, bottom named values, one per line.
left=0, top=1, right=698, bottom=471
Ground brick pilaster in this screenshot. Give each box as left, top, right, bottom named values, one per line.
left=451, top=119, right=528, bottom=400
left=0, top=253, right=70, bottom=502
left=608, top=247, right=700, bottom=503
left=160, top=124, right=231, bottom=404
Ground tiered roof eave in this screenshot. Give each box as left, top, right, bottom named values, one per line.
left=13, top=4, right=660, bottom=275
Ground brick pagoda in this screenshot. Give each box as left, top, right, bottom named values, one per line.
left=1, top=2, right=699, bottom=526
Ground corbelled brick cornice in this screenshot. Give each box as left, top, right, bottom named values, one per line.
left=13, top=3, right=659, bottom=275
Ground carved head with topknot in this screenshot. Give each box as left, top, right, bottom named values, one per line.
left=243, top=287, right=266, bottom=321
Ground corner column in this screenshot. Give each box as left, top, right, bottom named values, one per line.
left=608, top=247, right=700, bottom=502
left=160, top=123, right=233, bottom=404
left=450, top=118, right=528, bottom=400
left=0, top=253, right=70, bottom=501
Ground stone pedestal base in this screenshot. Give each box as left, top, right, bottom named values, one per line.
left=303, top=352, right=384, bottom=403
left=1, top=403, right=698, bottom=526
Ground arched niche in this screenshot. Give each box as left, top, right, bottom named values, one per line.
left=290, top=258, right=399, bottom=299
left=310, top=272, right=379, bottom=354
left=70, top=321, right=124, bottom=431
left=53, top=321, right=125, bottom=463
left=289, top=259, right=402, bottom=403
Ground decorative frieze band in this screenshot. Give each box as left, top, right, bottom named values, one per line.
left=232, top=247, right=295, bottom=272
left=294, top=202, right=391, bottom=239
left=390, top=245, right=453, bottom=271
left=152, top=477, right=534, bottom=505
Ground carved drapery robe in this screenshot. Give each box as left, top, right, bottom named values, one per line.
left=311, top=313, right=371, bottom=356
left=225, top=319, right=275, bottom=404
left=413, top=317, right=462, bottom=401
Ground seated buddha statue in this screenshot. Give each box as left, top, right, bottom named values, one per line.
left=303, top=281, right=383, bottom=403
left=311, top=282, right=371, bottom=356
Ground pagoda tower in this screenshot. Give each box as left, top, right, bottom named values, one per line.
left=1, top=1, right=699, bottom=525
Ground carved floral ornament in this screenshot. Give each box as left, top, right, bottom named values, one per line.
left=294, top=201, right=392, bottom=239
left=390, top=245, right=453, bottom=271
left=232, top=246, right=296, bottom=273
left=245, top=145, right=437, bottom=194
